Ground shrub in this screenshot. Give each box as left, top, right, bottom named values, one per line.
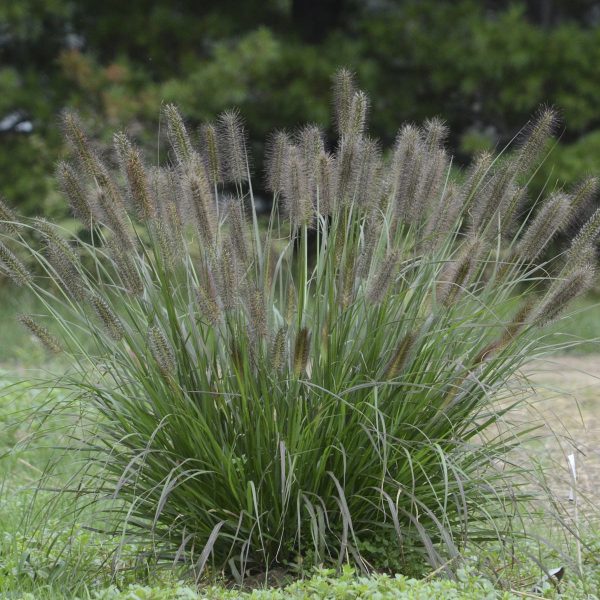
left=0, top=70, right=597, bottom=581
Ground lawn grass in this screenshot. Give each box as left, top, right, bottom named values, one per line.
left=551, top=294, right=600, bottom=354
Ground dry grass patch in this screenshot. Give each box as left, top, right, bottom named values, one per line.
left=523, top=354, right=600, bottom=510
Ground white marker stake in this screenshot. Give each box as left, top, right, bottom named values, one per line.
left=568, top=453, right=576, bottom=501
left=567, top=452, right=582, bottom=575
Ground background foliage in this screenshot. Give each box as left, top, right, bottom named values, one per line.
left=3, top=0, right=600, bottom=217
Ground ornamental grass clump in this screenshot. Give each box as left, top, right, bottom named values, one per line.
left=1, top=70, right=598, bottom=580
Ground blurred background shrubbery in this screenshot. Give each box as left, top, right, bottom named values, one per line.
left=3, top=0, right=600, bottom=220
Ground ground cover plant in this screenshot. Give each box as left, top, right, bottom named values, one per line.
left=1, top=70, right=599, bottom=587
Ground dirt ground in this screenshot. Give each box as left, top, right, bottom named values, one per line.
left=524, top=355, right=599, bottom=514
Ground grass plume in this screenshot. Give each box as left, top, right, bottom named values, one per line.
left=17, top=314, right=62, bottom=353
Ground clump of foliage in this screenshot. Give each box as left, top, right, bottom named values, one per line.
left=0, top=70, right=598, bottom=581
